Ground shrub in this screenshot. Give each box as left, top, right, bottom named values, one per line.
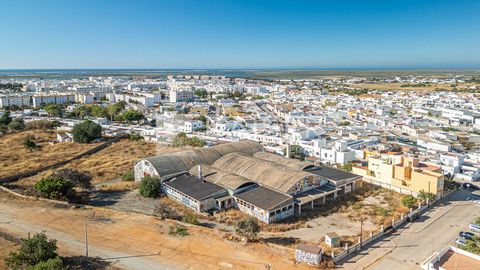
left=128, top=133, right=144, bottom=141
left=26, top=120, right=60, bottom=130
left=169, top=225, right=188, bottom=237
left=28, top=257, right=64, bottom=270
left=34, top=176, right=74, bottom=200
left=122, top=169, right=135, bottom=181
left=235, top=217, right=260, bottom=241
left=401, top=195, right=417, bottom=208
left=23, top=136, right=41, bottom=152
left=50, top=169, right=92, bottom=189
left=139, top=176, right=161, bottom=198
left=6, top=232, right=59, bottom=269
left=418, top=191, right=436, bottom=203
left=182, top=214, right=198, bottom=225
left=72, top=120, right=102, bottom=143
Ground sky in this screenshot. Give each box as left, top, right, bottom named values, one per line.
left=0, top=0, right=479, bottom=69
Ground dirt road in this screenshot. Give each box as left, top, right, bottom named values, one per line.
left=0, top=191, right=310, bottom=270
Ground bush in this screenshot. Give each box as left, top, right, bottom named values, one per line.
left=169, top=225, right=188, bottom=237
left=50, top=169, right=92, bottom=190
left=24, top=136, right=41, bottom=152
left=28, top=257, right=64, bottom=270
left=172, top=132, right=205, bottom=147
left=139, top=176, right=161, bottom=198
left=289, top=145, right=305, bottom=160
left=401, top=195, right=417, bottom=208
left=128, top=133, right=144, bottom=141
left=8, top=118, right=26, bottom=131
left=72, top=120, right=102, bottom=143
left=235, top=217, right=260, bottom=241
left=34, top=176, right=74, bottom=200
left=182, top=214, right=198, bottom=225
left=418, top=190, right=436, bottom=203
left=122, top=169, right=135, bottom=181
left=26, top=120, right=60, bottom=130
left=6, top=232, right=59, bottom=269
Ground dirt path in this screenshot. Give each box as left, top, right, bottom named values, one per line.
left=0, top=192, right=310, bottom=270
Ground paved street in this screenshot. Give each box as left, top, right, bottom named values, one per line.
left=340, top=189, right=480, bottom=270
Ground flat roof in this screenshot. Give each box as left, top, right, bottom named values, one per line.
left=234, top=185, right=293, bottom=211
left=164, top=174, right=226, bottom=201
left=308, top=166, right=361, bottom=183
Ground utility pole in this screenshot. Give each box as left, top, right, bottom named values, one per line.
left=84, top=222, right=89, bottom=257
left=360, top=217, right=363, bottom=249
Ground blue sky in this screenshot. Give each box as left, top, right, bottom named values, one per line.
left=0, top=0, right=479, bottom=69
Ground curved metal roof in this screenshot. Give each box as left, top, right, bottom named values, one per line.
left=139, top=140, right=264, bottom=177
left=253, top=152, right=315, bottom=171
left=212, top=153, right=317, bottom=193
left=188, top=164, right=255, bottom=191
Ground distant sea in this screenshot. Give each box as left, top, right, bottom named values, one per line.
left=0, top=68, right=479, bottom=80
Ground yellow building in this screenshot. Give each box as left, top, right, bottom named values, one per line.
left=352, top=155, right=444, bottom=197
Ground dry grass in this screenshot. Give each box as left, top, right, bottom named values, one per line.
left=62, top=139, right=174, bottom=184
left=0, top=131, right=100, bottom=178
left=353, top=82, right=479, bottom=92
left=0, top=238, right=18, bottom=269
left=16, top=139, right=184, bottom=186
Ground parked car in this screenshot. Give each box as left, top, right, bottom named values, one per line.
left=459, top=231, right=475, bottom=240
left=463, top=183, right=479, bottom=190
left=469, top=223, right=480, bottom=232
left=455, top=238, right=467, bottom=246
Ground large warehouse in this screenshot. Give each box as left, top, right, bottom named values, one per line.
left=134, top=140, right=362, bottom=223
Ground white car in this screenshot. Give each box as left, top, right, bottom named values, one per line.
left=469, top=224, right=480, bottom=232
left=455, top=238, right=467, bottom=246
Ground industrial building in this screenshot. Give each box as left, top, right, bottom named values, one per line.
left=134, top=140, right=362, bottom=223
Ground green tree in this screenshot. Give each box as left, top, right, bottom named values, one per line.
left=194, top=89, right=208, bottom=98
left=34, top=176, right=74, bottom=199
left=418, top=191, right=436, bottom=203
left=401, top=195, right=417, bottom=208
left=289, top=145, right=305, bottom=160
left=0, top=110, right=12, bottom=125
left=28, top=257, right=64, bottom=270
left=198, top=115, right=208, bottom=125
left=121, top=110, right=144, bottom=122
left=72, top=120, right=102, bottom=143
left=235, top=217, right=260, bottom=241
left=90, top=105, right=108, bottom=118
left=8, top=118, right=26, bottom=131
left=172, top=132, right=189, bottom=147
left=23, top=136, right=41, bottom=152
left=6, top=232, right=59, bottom=269
left=50, top=169, right=92, bottom=190
left=43, top=104, right=63, bottom=117
left=341, top=162, right=353, bottom=172
left=139, top=176, right=161, bottom=198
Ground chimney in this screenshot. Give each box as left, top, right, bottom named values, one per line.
left=286, top=144, right=291, bottom=158
left=197, top=164, right=203, bottom=179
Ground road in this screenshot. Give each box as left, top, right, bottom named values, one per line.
left=340, top=189, right=480, bottom=270
left=0, top=191, right=309, bottom=270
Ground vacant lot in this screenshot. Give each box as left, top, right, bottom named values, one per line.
left=15, top=140, right=183, bottom=189
left=262, top=184, right=409, bottom=253
left=0, top=131, right=99, bottom=178
left=0, top=190, right=313, bottom=270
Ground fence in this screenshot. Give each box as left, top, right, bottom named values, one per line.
left=0, top=135, right=127, bottom=184
left=332, top=202, right=430, bottom=263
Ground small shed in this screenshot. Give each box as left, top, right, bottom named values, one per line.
left=295, top=243, right=323, bottom=265
left=325, top=232, right=340, bottom=247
